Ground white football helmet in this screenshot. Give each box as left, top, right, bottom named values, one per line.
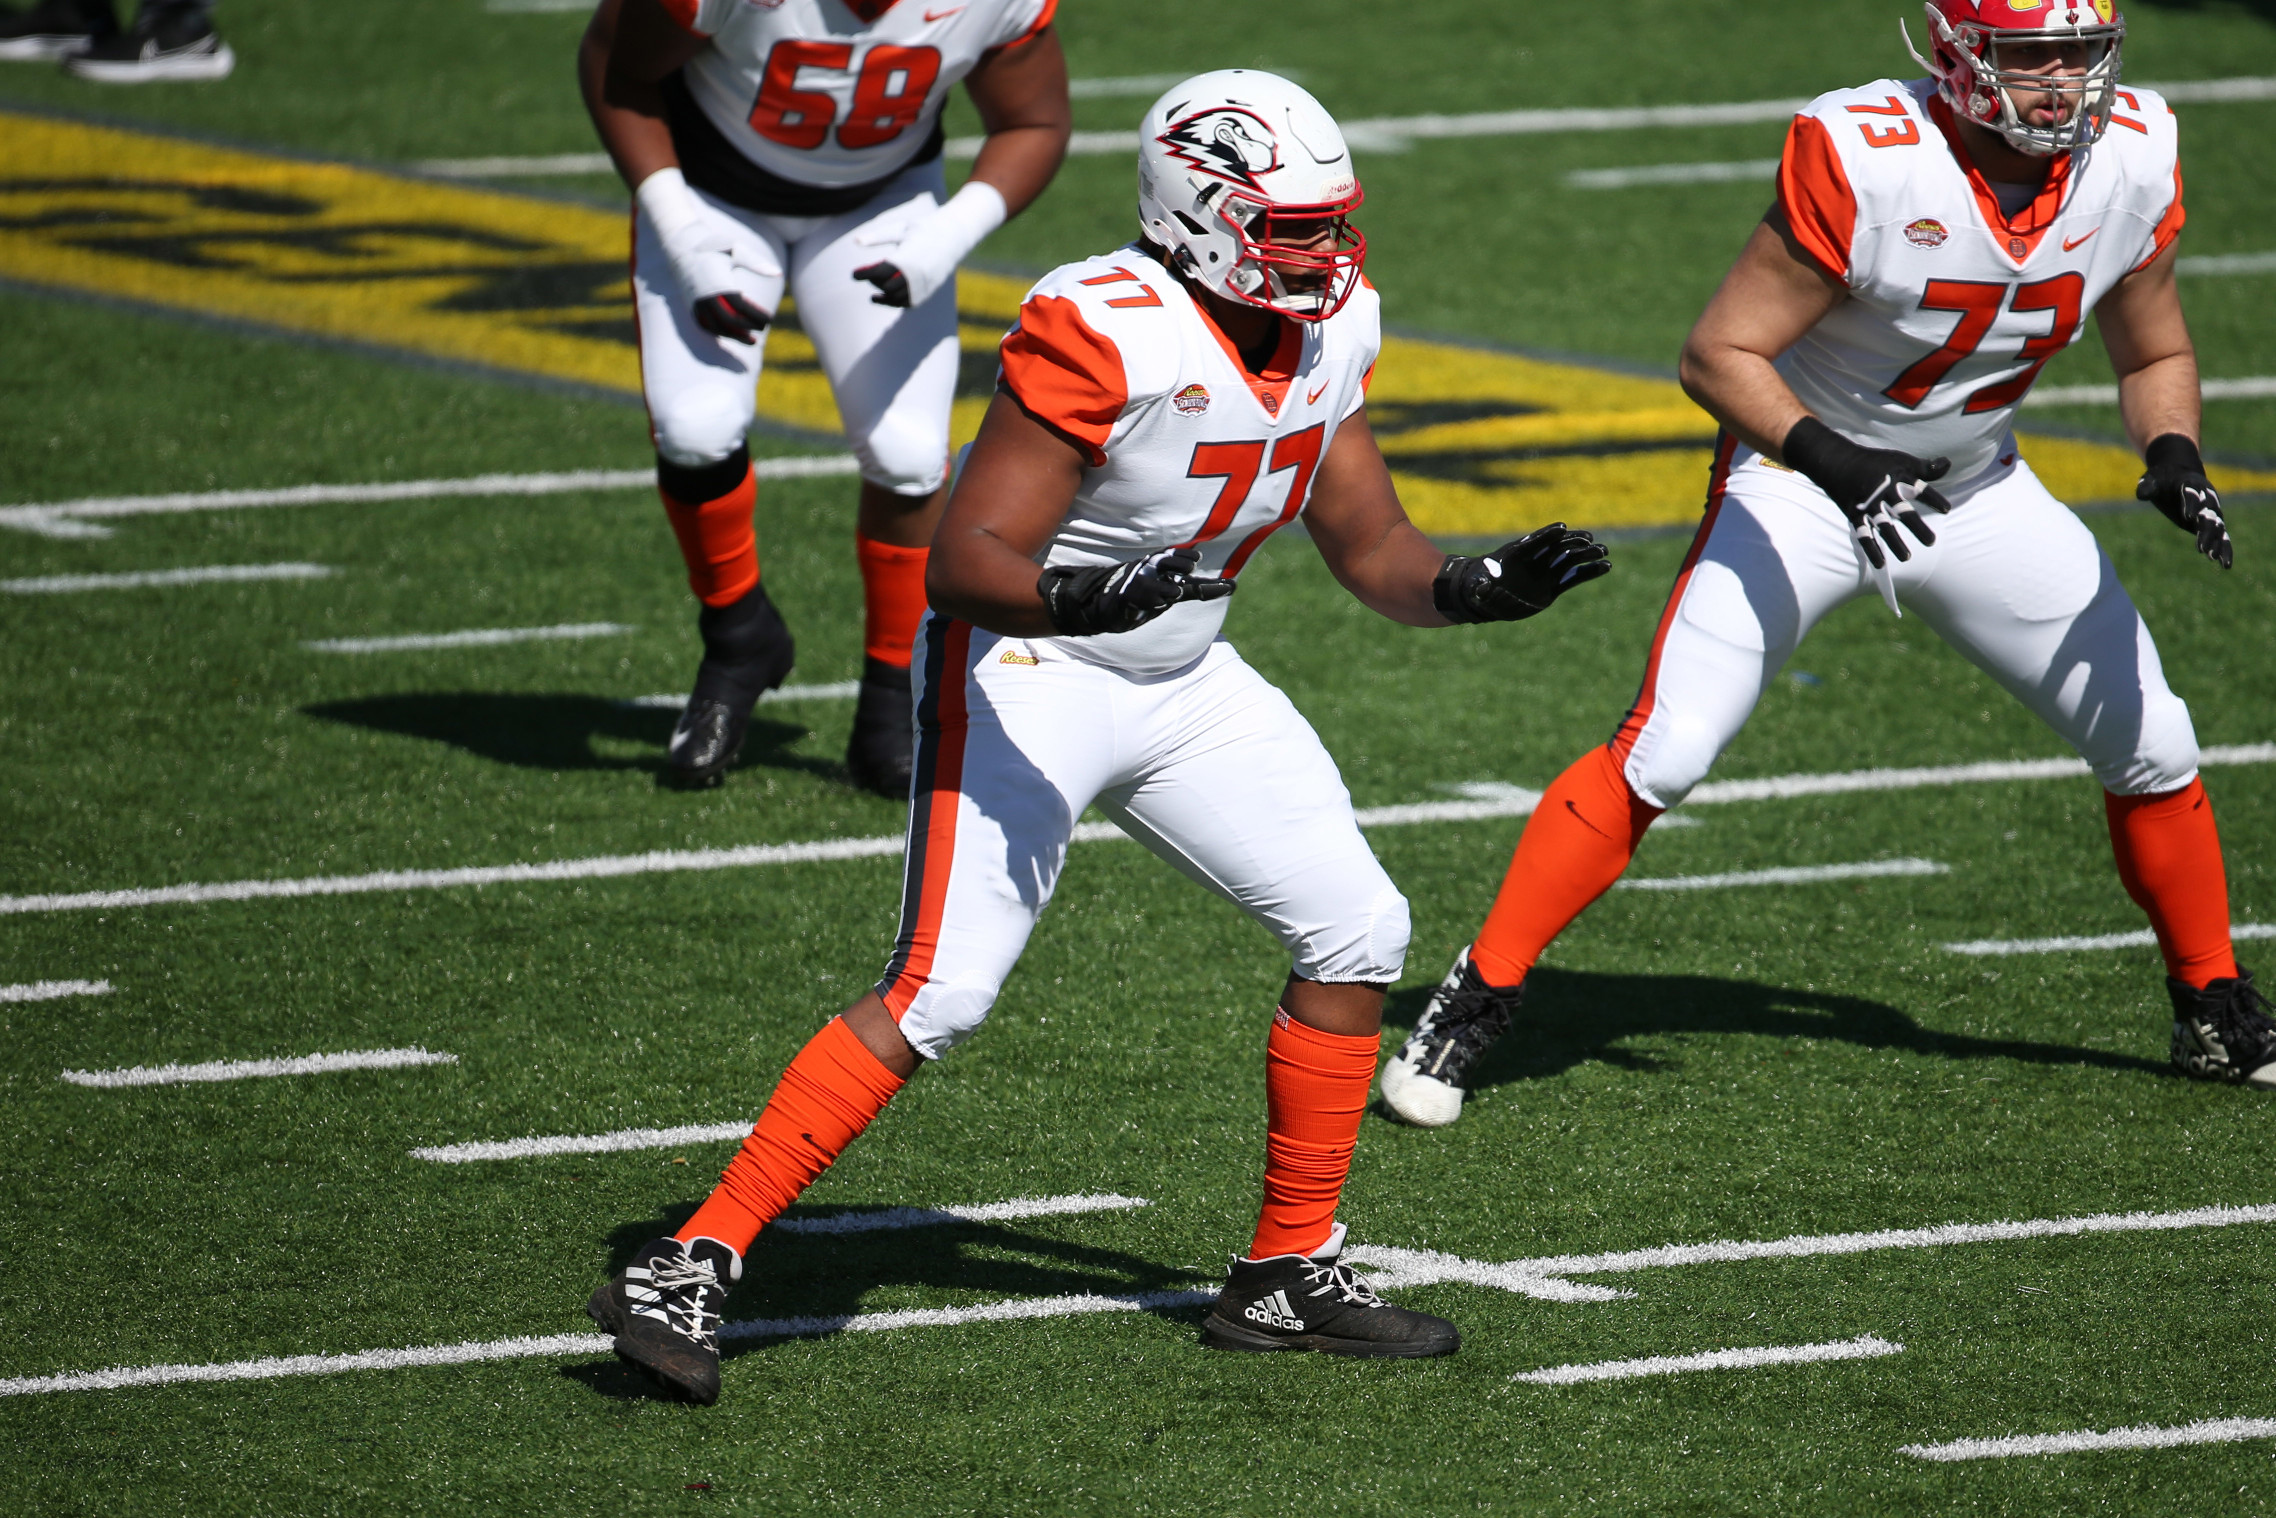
left=1904, top=0, right=2125, bottom=156
left=1136, top=70, right=1366, bottom=322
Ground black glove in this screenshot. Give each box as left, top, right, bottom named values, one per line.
left=1781, top=415, right=1952, bottom=569
left=852, top=261, right=912, bottom=308
left=1432, top=522, right=1611, bottom=624
left=1037, top=547, right=1236, bottom=637
left=2137, top=433, right=2231, bottom=569
left=692, top=291, right=771, bottom=344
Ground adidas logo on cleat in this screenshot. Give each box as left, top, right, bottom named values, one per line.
left=1243, top=1289, right=1305, bottom=1331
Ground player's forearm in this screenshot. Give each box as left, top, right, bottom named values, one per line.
left=925, top=531, right=1060, bottom=638
left=1329, top=520, right=1454, bottom=627
left=2116, top=350, right=2201, bottom=456
left=965, top=124, right=1071, bottom=220
left=1678, top=339, right=1809, bottom=460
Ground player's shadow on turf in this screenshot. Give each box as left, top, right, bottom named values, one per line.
left=1378, top=967, right=2167, bottom=1093
left=563, top=1203, right=1208, bottom=1398
left=304, top=692, right=837, bottom=781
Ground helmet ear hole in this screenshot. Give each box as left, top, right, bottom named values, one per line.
left=1174, top=211, right=1211, bottom=237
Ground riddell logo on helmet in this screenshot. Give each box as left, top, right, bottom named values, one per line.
left=1173, top=383, right=1211, bottom=416
left=1904, top=218, right=1949, bottom=248
left=1157, top=107, right=1281, bottom=190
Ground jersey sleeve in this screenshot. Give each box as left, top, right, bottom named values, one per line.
left=983, top=0, right=1057, bottom=52
left=1777, top=113, right=1858, bottom=285
left=999, top=292, right=1128, bottom=466
left=655, top=0, right=735, bottom=38
left=2136, top=161, right=2185, bottom=272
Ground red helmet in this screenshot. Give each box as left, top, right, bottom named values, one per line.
left=1904, top=0, right=2125, bottom=155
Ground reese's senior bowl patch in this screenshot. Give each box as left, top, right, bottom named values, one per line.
left=1904, top=217, right=1950, bottom=248
left=2, top=109, right=2227, bottom=534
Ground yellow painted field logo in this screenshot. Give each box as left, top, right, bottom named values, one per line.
left=0, top=109, right=2219, bottom=533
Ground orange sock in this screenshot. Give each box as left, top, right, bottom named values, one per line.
left=856, top=533, right=929, bottom=668
left=675, top=1017, right=906, bottom=1255
left=1470, top=745, right=1662, bottom=987
left=2106, top=778, right=2238, bottom=988
left=659, top=449, right=759, bottom=608
left=1249, top=1009, right=1378, bottom=1260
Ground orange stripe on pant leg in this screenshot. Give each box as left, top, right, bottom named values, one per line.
left=878, top=617, right=972, bottom=1017
left=1609, top=431, right=1737, bottom=764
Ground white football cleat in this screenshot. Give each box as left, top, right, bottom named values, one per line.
left=1380, top=948, right=1524, bottom=1128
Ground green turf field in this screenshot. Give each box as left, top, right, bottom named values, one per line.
left=5, top=1, right=2276, bottom=1512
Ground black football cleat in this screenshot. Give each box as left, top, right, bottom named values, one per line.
left=587, top=1236, right=739, bottom=1404
left=2170, top=968, right=2276, bottom=1088
left=64, top=2, right=232, bottom=79
left=665, top=583, right=795, bottom=789
left=844, top=655, right=914, bottom=799
left=0, top=0, right=108, bottom=59
left=1202, top=1225, right=1457, bottom=1358
left=1378, top=947, right=1523, bottom=1128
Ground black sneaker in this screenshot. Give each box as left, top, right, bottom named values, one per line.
left=1378, top=947, right=1522, bottom=1127
left=587, top=1236, right=739, bottom=1404
left=844, top=655, right=913, bottom=799
left=665, top=583, right=795, bottom=789
left=1202, top=1225, right=1457, bottom=1358
left=0, top=0, right=109, bottom=60
left=63, top=3, right=231, bottom=79
left=2170, top=968, right=2276, bottom=1088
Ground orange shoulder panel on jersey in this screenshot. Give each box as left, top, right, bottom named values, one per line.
left=1777, top=114, right=1857, bottom=284
left=998, top=293, right=1127, bottom=466
left=2137, top=162, right=2187, bottom=272
left=655, top=0, right=708, bottom=38
left=986, top=0, right=1059, bottom=54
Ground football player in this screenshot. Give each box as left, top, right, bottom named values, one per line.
left=585, top=71, right=1612, bottom=1403
left=580, top=0, right=1071, bottom=794
left=1382, top=0, right=2270, bottom=1128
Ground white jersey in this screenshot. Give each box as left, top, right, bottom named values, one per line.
left=996, top=245, right=1381, bottom=675
left=661, top=0, right=1054, bottom=197
left=1775, top=77, right=2184, bottom=483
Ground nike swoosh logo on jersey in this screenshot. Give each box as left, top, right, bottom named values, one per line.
left=2062, top=229, right=2098, bottom=251
left=1306, top=381, right=1329, bottom=405
left=923, top=5, right=964, bottom=17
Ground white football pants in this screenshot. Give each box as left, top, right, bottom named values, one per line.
left=1616, top=437, right=2200, bottom=808
left=632, top=157, right=959, bottom=494
left=875, top=617, right=1413, bottom=1060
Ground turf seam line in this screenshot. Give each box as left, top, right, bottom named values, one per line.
left=770, top=1193, right=1150, bottom=1234
left=0, top=979, right=112, bottom=1003
left=1900, top=1416, right=2276, bottom=1461
left=1617, top=858, right=1946, bottom=891
left=1944, top=921, right=2276, bottom=956
left=8, top=745, right=2270, bottom=916
left=1346, top=1201, right=2276, bottom=1301
left=1512, top=1333, right=1903, bottom=1384
left=301, top=622, right=632, bottom=654
left=62, top=1047, right=458, bottom=1088
left=411, top=1121, right=750, bottom=1162
left=0, top=563, right=332, bottom=594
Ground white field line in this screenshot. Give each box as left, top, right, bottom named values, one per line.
left=1, top=563, right=331, bottom=594
left=17, top=1197, right=2271, bottom=1398
left=0, top=979, right=112, bottom=1003
left=1902, top=1416, right=2276, bottom=1462
left=0, top=1287, right=1219, bottom=1397
left=1566, top=157, right=1778, bottom=189
left=771, top=1193, right=1147, bottom=1235
left=0, top=458, right=858, bottom=540
left=301, top=621, right=630, bottom=654
left=946, top=76, right=2276, bottom=157
left=419, top=151, right=613, bottom=177
left=485, top=0, right=591, bottom=12
left=1513, top=1333, right=1903, bottom=1385
left=2027, top=376, right=2276, bottom=408
left=61, top=1047, right=456, bottom=1089
left=412, top=1120, right=749, bottom=1162
left=1346, top=1201, right=2276, bottom=1303
left=621, top=680, right=860, bottom=710
left=1942, top=921, right=2276, bottom=956
left=2178, top=251, right=2276, bottom=277
left=8, top=743, right=2273, bottom=918
left=1617, top=858, right=1945, bottom=892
